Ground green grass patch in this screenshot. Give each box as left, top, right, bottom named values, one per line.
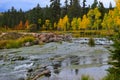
left=81, top=75, right=94, bottom=80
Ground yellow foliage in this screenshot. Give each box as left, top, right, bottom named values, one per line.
left=80, top=15, right=90, bottom=29
left=57, top=15, right=70, bottom=31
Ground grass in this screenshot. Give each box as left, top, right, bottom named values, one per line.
left=81, top=75, right=94, bottom=80
left=88, top=38, right=95, bottom=47
left=102, top=74, right=120, bottom=80
left=0, top=36, right=35, bottom=49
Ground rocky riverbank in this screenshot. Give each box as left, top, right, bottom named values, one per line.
left=0, top=32, right=72, bottom=49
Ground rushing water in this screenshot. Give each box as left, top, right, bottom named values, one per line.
left=0, top=41, right=110, bottom=80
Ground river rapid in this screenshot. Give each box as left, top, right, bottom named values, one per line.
left=0, top=41, right=111, bottom=80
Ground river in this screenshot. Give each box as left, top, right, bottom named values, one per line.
left=0, top=41, right=111, bottom=80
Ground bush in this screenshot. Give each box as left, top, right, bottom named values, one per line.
left=0, top=40, right=8, bottom=49
left=88, top=38, right=95, bottom=47
left=18, top=36, right=35, bottom=43
left=6, top=40, right=21, bottom=49
left=102, top=74, right=120, bottom=80
left=27, top=24, right=37, bottom=32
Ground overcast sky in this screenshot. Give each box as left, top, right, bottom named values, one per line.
left=0, top=0, right=116, bottom=12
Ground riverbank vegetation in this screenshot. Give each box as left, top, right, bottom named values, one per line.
left=0, top=35, right=35, bottom=49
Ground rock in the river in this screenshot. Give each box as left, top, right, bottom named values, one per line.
left=34, top=32, right=72, bottom=44
left=24, top=42, right=32, bottom=47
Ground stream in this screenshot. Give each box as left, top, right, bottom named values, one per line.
left=0, top=41, right=110, bottom=80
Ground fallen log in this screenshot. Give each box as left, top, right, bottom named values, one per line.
left=32, top=69, right=51, bottom=80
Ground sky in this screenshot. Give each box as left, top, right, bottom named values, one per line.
left=0, top=0, right=116, bottom=12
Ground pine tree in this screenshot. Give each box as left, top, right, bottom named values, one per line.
left=107, top=32, right=120, bottom=79
left=91, top=0, right=98, bottom=9
left=107, top=0, right=120, bottom=79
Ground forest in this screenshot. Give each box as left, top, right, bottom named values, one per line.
left=0, top=0, right=115, bottom=32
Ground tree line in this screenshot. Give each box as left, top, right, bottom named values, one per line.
left=0, top=0, right=115, bottom=32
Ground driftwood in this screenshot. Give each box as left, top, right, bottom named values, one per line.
left=32, top=69, right=51, bottom=80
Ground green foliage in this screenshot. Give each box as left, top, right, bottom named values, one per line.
left=18, top=36, right=35, bottom=43
left=107, top=32, right=120, bottom=79
left=102, top=74, right=120, bottom=80
left=6, top=40, right=21, bottom=49
left=88, top=38, right=95, bottom=47
left=27, top=24, right=37, bottom=32
left=81, top=75, right=94, bottom=80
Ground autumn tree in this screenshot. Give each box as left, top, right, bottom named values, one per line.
left=57, top=15, right=70, bottom=31
left=71, top=18, right=79, bottom=30
left=87, top=8, right=101, bottom=30
left=80, top=15, right=90, bottom=30
left=44, top=19, right=51, bottom=30
left=25, top=20, right=29, bottom=29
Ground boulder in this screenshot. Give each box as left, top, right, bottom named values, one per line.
left=24, top=42, right=32, bottom=47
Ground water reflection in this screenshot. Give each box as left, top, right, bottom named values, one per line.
left=43, top=54, right=109, bottom=80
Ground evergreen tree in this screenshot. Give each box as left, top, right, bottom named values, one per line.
left=82, top=0, right=87, bottom=15
left=61, top=0, right=68, bottom=18
left=106, top=0, right=120, bottom=79
left=107, top=32, right=120, bottom=79
left=68, top=0, right=82, bottom=20
left=50, top=0, right=61, bottom=23
left=91, top=0, right=98, bottom=9
left=109, top=2, right=113, bottom=10
left=26, top=4, right=43, bottom=30
left=98, top=1, right=105, bottom=17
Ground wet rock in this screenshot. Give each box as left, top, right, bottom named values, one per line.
left=24, top=42, right=32, bottom=47
left=33, top=39, right=39, bottom=45
left=11, top=56, right=27, bottom=61
left=26, top=65, right=51, bottom=80
left=34, top=33, right=72, bottom=44
left=17, top=77, right=25, bottom=80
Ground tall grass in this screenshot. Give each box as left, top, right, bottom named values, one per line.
left=88, top=38, right=95, bottom=47
left=81, top=75, right=94, bottom=80
left=0, top=36, right=35, bottom=49
left=0, top=40, right=8, bottom=49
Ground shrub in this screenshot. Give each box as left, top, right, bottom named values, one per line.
left=18, top=36, right=35, bottom=43
left=4, top=36, right=35, bottom=49
left=0, top=40, right=8, bottom=49
left=102, top=74, right=120, bottom=80
left=6, top=40, right=21, bottom=49
left=27, top=24, right=37, bottom=32
left=88, top=38, right=95, bottom=47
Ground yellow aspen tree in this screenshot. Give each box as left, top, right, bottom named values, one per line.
left=93, top=8, right=101, bottom=30
left=45, top=19, right=51, bottom=30
left=63, top=15, right=70, bottom=31
left=54, top=22, right=57, bottom=30
left=114, top=0, right=120, bottom=30
left=57, top=18, right=63, bottom=30
left=77, top=18, right=81, bottom=30
left=87, top=9, right=94, bottom=29
left=80, top=15, right=90, bottom=30
left=71, top=18, right=78, bottom=30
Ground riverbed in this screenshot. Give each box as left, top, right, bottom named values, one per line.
left=0, top=41, right=110, bottom=80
